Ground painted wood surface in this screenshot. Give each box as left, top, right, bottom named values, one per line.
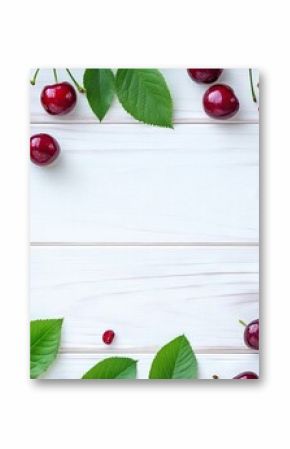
left=30, top=69, right=259, bottom=124
left=43, top=353, right=259, bottom=380
left=30, top=124, right=259, bottom=243
left=31, top=246, right=259, bottom=351
left=30, top=69, right=259, bottom=379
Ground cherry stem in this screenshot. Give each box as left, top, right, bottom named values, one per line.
left=239, top=319, right=247, bottom=327
left=249, top=69, right=257, bottom=103
left=30, top=68, right=40, bottom=86
left=65, top=68, right=86, bottom=93
left=53, top=68, right=58, bottom=83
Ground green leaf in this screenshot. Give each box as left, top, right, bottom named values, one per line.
left=149, top=335, right=198, bottom=379
left=83, top=69, right=115, bottom=121
left=116, top=69, right=173, bottom=128
left=82, top=357, right=137, bottom=379
left=30, top=319, right=63, bottom=379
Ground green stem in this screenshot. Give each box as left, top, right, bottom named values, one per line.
left=65, top=68, right=86, bottom=93
left=53, top=68, right=58, bottom=83
left=249, top=69, right=257, bottom=103
left=239, top=319, right=247, bottom=327
left=30, top=68, right=40, bottom=85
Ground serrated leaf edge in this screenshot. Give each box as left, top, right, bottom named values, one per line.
left=82, top=357, right=137, bottom=379
left=30, top=318, right=63, bottom=379
left=116, top=69, right=174, bottom=129
left=149, top=334, right=197, bottom=379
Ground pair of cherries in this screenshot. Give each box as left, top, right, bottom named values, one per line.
left=216, top=319, right=259, bottom=380
left=187, top=69, right=240, bottom=119
left=234, top=318, right=259, bottom=379
left=233, top=318, right=259, bottom=379
left=31, top=81, right=77, bottom=165
left=214, top=319, right=259, bottom=379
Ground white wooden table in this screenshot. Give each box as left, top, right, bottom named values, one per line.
left=30, top=68, right=259, bottom=379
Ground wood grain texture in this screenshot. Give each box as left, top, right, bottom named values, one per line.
left=30, top=69, right=259, bottom=124
left=42, top=353, right=259, bottom=379
left=30, top=124, right=259, bottom=243
left=31, top=246, right=259, bottom=351
left=30, top=69, right=260, bottom=379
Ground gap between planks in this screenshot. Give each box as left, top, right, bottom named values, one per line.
left=31, top=242, right=259, bottom=247
left=30, top=119, right=259, bottom=125
left=59, top=347, right=258, bottom=355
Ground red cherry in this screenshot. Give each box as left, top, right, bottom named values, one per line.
left=102, top=330, right=115, bottom=345
left=30, top=133, right=60, bottom=166
left=40, top=82, right=77, bottom=115
left=244, top=319, right=259, bottom=350
left=187, top=69, right=223, bottom=84
left=203, top=84, right=239, bottom=119
left=233, top=371, right=259, bottom=379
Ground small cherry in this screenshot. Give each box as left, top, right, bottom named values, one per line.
left=240, top=319, right=259, bottom=350
left=41, top=81, right=77, bottom=115
left=30, top=133, right=60, bottom=166
left=233, top=371, right=259, bottom=379
left=102, top=330, right=115, bottom=345
left=187, top=69, right=223, bottom=84
left=203, top=84, right=239, bottom=119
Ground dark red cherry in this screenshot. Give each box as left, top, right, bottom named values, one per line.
left=233, top=371, right=259, bottom=379
left=41, top=81, right=77, bottom=115
left=203, top=84, right=239, bottom=119
left=30, top=133, right=60, bottom=166
left=187, top=69, right=223, bottom=84
left=102, top=330, right=115, bottom=345
left=244, top=319, right=259, bottom=350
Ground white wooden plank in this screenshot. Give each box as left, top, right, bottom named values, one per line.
left=30, top=69, right=259, bottom=123
left=30, top=124, right=259, bottom=243
left=31, top=246, right=259, bottom=351
left=41, top=353, right=259, bottom=379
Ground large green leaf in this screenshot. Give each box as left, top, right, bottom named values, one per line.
left=30, top=319, right=63, bottom=379
left=149, top=335, right=198, bottom=379
left=82, top=357, right=137, bottom=379
left=116, top=69, right=173, bottom=128
left=83, top=69, right=115, bottom=121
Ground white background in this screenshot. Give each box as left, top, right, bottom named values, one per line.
left=0, top=0, right=288, bottom=447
